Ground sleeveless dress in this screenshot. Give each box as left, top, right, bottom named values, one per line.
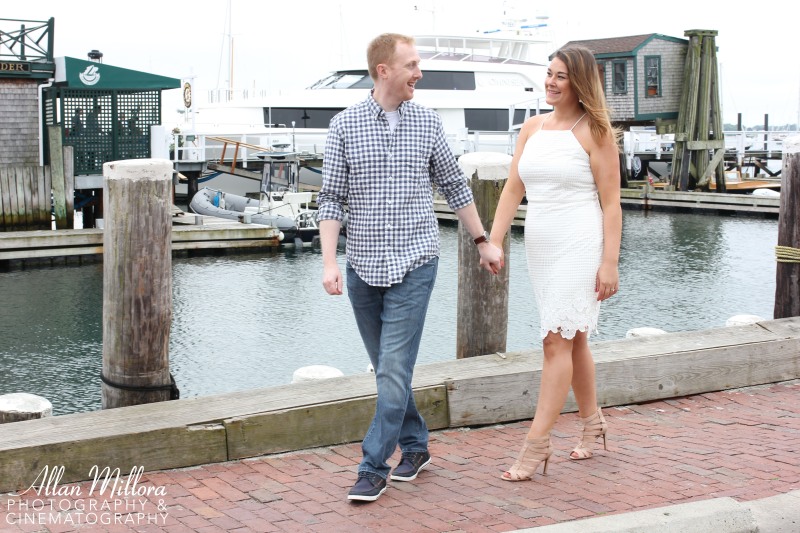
left=517, top=114, right=604, bottom=339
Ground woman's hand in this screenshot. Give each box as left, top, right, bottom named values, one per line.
left=595, top=261, right=619, bottom=301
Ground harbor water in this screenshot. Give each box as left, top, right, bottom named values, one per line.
left=0, top=210, right=778, bottom=415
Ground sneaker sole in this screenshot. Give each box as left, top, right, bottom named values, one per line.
left=390, top=457, right=431, bottom=482
left=347, top=486, right=387, bottom=502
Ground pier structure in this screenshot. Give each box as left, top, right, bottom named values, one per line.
left=0, top=315, right=797, bottom=493
left=671, top=30, right=725, bottom=191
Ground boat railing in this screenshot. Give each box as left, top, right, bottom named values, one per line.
left=622, top=129, right=792, bottom=176
left=172, top=131, right=328, bottom=166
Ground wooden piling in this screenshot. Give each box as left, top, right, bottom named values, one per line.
left=0, top=393, right=52, bottom=423
left=456, top=152, right=510, bottom=359
left=102, top=159, right=174, bottom=408
left=47, top=125, right=72, bottom=229
left=774, top=136, right=800, bottom=318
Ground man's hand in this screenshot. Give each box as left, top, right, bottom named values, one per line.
left=478, top=242, right=503, bottom=274
left=322, top=263, right=343, bottom=295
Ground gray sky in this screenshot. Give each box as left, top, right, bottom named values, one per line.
left=10, top=0, right=800, bottom=129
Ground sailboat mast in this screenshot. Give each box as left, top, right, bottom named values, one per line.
left=229, top=0, right=234, bottom=95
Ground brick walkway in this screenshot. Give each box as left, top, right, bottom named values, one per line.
left=2, top=380, right=799, bottom=533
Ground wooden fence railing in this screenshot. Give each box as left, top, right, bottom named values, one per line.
left=0, top=165, right=52, bottom=230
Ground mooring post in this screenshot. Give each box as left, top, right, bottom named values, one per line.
left=456, top=152, right=511, bottom=359
left=0, top=393, right=53, bottom=423
left=102, top=159, right=175, bottom=408
left=774, top=136, right=800, bottom=318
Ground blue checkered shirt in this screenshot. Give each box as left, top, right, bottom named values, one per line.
left=317, top=93, right=474, bottom=287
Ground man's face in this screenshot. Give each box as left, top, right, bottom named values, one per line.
left=382, top=41, right=422, bottom=102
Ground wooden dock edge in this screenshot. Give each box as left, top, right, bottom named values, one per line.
left=0, top=225, right=281, bottom=262
left=434, top=189, right=780, bottom=225
left=0, top=317, right=797, bottom=492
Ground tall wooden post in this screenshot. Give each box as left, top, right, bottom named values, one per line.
left=102, top=159, right=174, bottom=408
left=670, top=30, right=725, bottom=191
left=47, top=125, right=72, bottom=229
left=775, top=136, right=800, bottom=318
left=456, top=152, right=510, bottom=359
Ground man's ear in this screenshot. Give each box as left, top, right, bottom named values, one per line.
left=376, top=64, right=388, bottom=79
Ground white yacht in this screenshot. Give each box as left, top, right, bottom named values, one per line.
left=178, top=33, right=552, bottom=193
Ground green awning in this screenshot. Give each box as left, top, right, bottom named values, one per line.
left=54, top=57, right=180, bottom=90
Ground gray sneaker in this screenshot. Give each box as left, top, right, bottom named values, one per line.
left=390, top=451, right=431, bottom=481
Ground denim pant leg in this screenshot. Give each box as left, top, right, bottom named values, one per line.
left=346, top=258, right=438, bottom=478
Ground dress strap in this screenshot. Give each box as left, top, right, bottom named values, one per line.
left=570, top=113, right=587, bottom=131
left=538, top=112, right=552, bottom=132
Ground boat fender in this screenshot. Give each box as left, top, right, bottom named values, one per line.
left=212, top=192, right=220, bottom=207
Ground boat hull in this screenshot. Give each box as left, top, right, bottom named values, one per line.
left=189, top=187, right=298, bottom=242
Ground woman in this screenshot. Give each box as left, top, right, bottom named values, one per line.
left=488, top=45, right=622, bottom=481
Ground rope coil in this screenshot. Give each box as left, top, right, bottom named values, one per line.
left=776, top=245, right=800, bottom=263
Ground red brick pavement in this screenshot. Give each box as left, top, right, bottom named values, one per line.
left=2, top=380, right=799, bottom=533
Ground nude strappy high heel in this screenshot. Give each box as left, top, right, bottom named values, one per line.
left=570, top=408, right=608, bottom=460
left=501, top=434, right=553, bottom=481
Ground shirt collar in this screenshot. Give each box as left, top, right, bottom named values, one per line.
left=368, top=89, right=408, bottom=119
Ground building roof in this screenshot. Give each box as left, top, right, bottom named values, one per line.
left=551, top=33, right=688, bottom=60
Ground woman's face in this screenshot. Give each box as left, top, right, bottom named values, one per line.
left=544, top=57, right=578, bottom=107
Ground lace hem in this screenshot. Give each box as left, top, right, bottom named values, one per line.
left=539, top=300, right=600, bottom=340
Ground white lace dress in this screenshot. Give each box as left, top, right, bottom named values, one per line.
left=517, top=116, right=604, bottom=339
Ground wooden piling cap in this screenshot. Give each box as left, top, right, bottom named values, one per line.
left=0, top=393, right=53, bottom=416
left=103, top=158, right=174, bottom=181
left=458, top=152, right=513, bottom=181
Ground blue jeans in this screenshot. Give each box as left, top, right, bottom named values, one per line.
left=346, top=257, right=438, bottom=479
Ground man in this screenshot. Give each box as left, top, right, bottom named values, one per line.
left=317, top=33, right=503, bottom=503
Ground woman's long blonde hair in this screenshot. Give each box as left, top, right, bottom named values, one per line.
left=553, top=45, right=622, bottom=145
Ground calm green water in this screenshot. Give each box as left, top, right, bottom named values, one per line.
left=0, top=210, right=778, bottom=415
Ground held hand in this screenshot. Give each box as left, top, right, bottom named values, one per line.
left=478, top=242, right=504, bottom=275
left=595, top=262, right=619, bottom=301
left=322, top=263, right=343, bottom=295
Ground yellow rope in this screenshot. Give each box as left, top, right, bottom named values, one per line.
left=776, top=245, right=800, bottom=263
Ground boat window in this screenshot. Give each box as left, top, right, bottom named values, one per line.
left=416, top=71, right=476, bottom=90
left=431, top=52, right=470, bottom=61
left=464, top=108, right=529, bottom=132
left=308, top=70, right=371, bottom=89
left=264, top=108, right=344, bottom=129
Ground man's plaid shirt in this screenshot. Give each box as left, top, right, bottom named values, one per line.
left=317, top=93, right=474, bottom=287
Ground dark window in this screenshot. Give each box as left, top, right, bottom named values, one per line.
left=264, top=108, right=344, bottom=129
left=415, top=71, right=476, bottom=90
left=613, top=60, right=627, bottom=94
left=645, top=56, right=661, bottom=97
left=465, top=108, right=529, bottom=131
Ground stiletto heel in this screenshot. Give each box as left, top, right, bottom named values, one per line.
left=501, top=434, right=553, bottom=481
left=570, top=408, right=608, bottom=460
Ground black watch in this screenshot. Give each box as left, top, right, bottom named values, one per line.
left=473, top=231, right=490, bottom=246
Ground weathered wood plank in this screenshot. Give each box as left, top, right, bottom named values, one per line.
left=225, top=386, right=448, bottom=459
left=21, top=167, right=34, bottom=228
left=0, top=167, right=11, bottom=228
left=445, top=323, right=799, bottom=427
left=0, top=423, right=227, bottom=493
left=11, top=167, right=25, bottom=230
